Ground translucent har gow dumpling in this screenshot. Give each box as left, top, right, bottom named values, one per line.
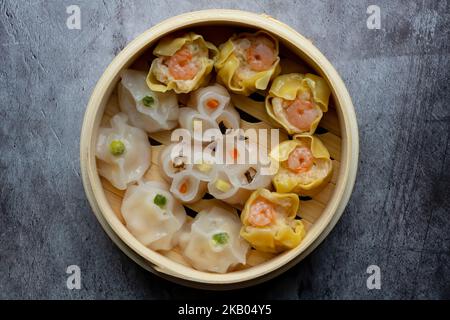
left=216, top=105, right=241, bottom=133
left=121, top=181, right=186, bottom=251
left=188, top=84, right=231, bottom=119
left=180, top=206, right=250, bottom=273
left=119, top=69, right=179, bottom=133
left=178, top=107, right=219, bottom=143
left=170, top=170, right=207, bottom=204
left=160, top=142, right=193, bottom=181
left=206, top=137, right=273, bottom=205
left=96, top=113, right=151, bottom=190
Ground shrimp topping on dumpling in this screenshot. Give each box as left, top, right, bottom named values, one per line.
left=270, top=135, right=333, bottom=195
left=96, top=113, right=151, bottom=190
left=147, top=32, right=218, bottom=93
left=240, top=188, right=305, bottom=253
left=266, top=73, right=331, bottom=135
left=215, top=31, right=280, bottom=95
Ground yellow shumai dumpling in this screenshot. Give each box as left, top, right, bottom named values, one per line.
left=147, top=32, right=218, bottom=94
left=265, top=73, right=331, bottom=134
left=215, top=31, right=281, bottom=96
left=240, top=188, right=305, bottom=253
left=270, top=135, right=333, bottom=195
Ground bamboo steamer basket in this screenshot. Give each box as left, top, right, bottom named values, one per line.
left=80, top=10, right=359, bottom=289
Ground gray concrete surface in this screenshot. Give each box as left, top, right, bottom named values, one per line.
left=0, top=0, right=449, bottom=299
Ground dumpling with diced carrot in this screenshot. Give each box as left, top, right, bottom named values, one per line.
left=147, top=32, right=218, bottom=93
left=206, top=136, right=273, bottom=206
left=188, top=84, right=231, bottom=119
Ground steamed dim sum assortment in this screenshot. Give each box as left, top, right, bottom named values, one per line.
left=95, top=30, right=333, bottom=273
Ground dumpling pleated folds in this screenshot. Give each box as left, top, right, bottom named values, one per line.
left=179, top=206, right=250, bottom=273
left=121, top=181, right=186, bottom=251
left=147, top=32, right=218, bottom=94
left=215, top=31, right=281, bottom=96
left=96, top=113, right=151, bottom=190
left=119, top=69, right=179, bottom=133
left=187, top=84, right=231, bottom=119
left=240, top=188, right=305, bottom=253
left=265, top=73, right=331, bottom=135
left=270, top=134, right=333, bottom=195
left=206, top=137, right=273, bottom=206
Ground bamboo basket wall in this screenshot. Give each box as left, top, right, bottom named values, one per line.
left=80, top=10, right=359, bottom=289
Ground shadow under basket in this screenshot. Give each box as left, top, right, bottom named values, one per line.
left=80, top=10, right=359, bottom=290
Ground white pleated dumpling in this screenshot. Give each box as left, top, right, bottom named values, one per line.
left=119, top=69, right=179, bottom=133
left=229, top=162, right=273, bottom=191
left=170, top=170, right=207, bottom=204
left=121, top=181, right=186, bottom=251
left=216, top=105, right=241, bottom=133
left=205, top=137, right=273, bottom=205
left=178, top=107, right=219, bottom=143
left=96, top=113, right=151, bottom=190
left=207, top=169, right=251, bottom=206
left=228, top=141, right=273, bottom=189
left=190, top=144, right=218, bottom=182
left=180, top=206, right=250, bottom=273
left=188, top=84, right=231, bottom=119
left=160, top=142, right=193, bottom=181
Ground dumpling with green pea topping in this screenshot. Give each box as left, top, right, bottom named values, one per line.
left=96, top=113, right=151, bottom=190
left=119, top=69, right=179, bottom=133
left=121, top=181, right=186, bottom=251
left=179, top=206, right=249, bottom=273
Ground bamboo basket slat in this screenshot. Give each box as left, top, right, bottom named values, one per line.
left=80, top=10, right=359, bottom=289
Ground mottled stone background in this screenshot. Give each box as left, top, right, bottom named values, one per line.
left=0, top=0, right=449, bottom=299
